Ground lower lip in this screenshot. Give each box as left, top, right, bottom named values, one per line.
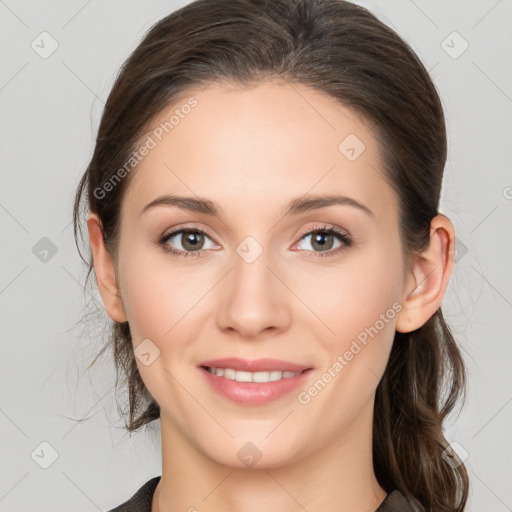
left=199, top=367, right=314, bottom=406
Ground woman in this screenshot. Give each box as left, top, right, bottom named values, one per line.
left=73, top=0, right=469, bottom=510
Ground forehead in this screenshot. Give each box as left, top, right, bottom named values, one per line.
left=122, top=80, right=398, bottom=223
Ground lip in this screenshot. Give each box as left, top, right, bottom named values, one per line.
left=198, top=357, right=312, bottom=373
left=197, top=358, right=315, bottom=406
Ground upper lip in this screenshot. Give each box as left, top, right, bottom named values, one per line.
left=198, top=357, right=312, bottom=373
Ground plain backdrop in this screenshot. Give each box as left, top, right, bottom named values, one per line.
left=1, top=1, right=511, bottom=511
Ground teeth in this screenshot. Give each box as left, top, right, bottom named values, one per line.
left=207, top=367, right=301, bottom=383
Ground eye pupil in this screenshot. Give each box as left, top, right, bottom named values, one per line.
left=183, top=231, right=203, bottom=251
left=312, top=232, right=334, bottom=251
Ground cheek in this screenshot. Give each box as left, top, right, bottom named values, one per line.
left=306, top=244, right=403, bottom=331
left=306, top=238, right=404, bottom=371
left=117, top=243, right=176, bottom=342
left=117, top=245, right=214, bottom=352
left=116, top=252, right=199, bottom=399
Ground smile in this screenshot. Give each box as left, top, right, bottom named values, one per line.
left=204, top=366, right=304, bottom=383
left=199, top=366, right=315, bottom=406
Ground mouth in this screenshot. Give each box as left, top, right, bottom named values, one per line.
left=200, top=365, right=312, bottom=383
left=198, top=364, right=315, bottom=406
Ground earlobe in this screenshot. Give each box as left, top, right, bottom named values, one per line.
left=87, top=213, right=127, bottom=323
left=395, top=214, right=455, bottom=333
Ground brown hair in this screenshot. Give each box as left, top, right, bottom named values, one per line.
left=72, top=0, right=469, bottom=510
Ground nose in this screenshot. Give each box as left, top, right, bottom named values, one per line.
left=216, top=244, right=292, bottom=339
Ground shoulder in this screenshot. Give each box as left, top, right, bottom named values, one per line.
left=106, top=476, right=161, bottom=512
left=376, top=489, right=417, bottom=512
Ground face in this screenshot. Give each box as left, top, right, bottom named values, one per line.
left=113, top=80, right=409, bottom=468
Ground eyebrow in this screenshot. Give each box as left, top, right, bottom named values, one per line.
left=140, top=193, right=374, bottom=219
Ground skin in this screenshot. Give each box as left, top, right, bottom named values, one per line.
left=88, top=80, right=455, bottom=512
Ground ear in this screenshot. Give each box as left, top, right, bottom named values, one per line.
left=395, top=214, right=456, bottom=333
left=87, top=213, right=127, bottom=323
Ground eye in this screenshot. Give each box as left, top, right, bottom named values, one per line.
left=157, top=223, right=352, bottom=259
left=294, top=225, right=352, bottom=258
left=158, top=224, right=217, bottom=258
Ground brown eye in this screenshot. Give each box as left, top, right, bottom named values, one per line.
left=176, top=230, right=205, bottom=251
left=295, top=225, right=352, bottom=258
left=158, top=226, right=216, bottom=258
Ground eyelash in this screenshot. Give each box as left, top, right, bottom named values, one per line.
left=157, top=224, right=352, bottom=259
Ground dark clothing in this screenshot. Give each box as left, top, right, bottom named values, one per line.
left=107, top=477, right=160, bottom=512
left=107, top=476, right=416, bottom=511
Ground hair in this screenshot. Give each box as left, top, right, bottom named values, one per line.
left=72, top=0, right=469, bottom=510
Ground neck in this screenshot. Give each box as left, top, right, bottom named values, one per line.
left=152, top=400, right=387, bottom=512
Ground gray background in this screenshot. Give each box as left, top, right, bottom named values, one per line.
left=1, top=0, right=511, bottom=510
